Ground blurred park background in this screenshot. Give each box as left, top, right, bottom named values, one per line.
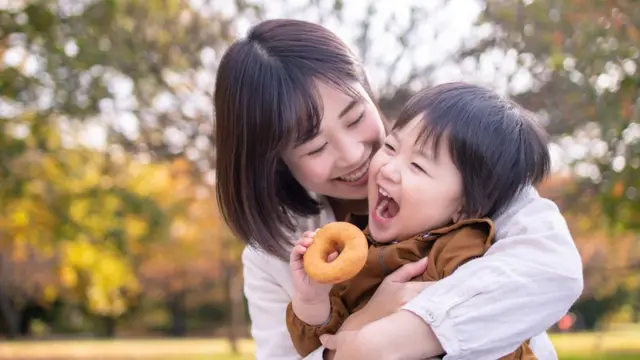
left=0, top=0, right=639, bottom=359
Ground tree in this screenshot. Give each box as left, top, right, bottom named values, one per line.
left=1, top=0, right=243, bottom=337
left=470, top=1, right=640, bottom=326
left=538, top=174, right=640, bottom=328
left=135, top=159, right=225, bottom=337
left=3, top=0, right=484, bottom=167
left=1, top=0, right=261, bottom=172
left=468, top=0, right=639, bottom=232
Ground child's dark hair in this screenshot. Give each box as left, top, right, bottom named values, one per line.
left=394, top=82, right=551, bottom=219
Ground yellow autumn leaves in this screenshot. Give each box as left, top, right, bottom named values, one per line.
left=1, top=139, right=231, bottom=318
left=60, top=239, right=138, bottom=317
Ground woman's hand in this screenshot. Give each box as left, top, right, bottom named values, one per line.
left=319, top=256, right=438, bottom=359
left=290, top=231, right=338, bottom=325
left=357, top=256, right=433, bottom=324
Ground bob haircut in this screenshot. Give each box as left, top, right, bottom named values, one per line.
left=214, top=19, right=376, bottom=259
left=393, top=82, right=551, bottom=219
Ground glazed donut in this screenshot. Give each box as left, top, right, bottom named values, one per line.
left=303, top=221, right=369, bottom=284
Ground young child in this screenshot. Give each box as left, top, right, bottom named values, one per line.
left=286, top=82, right=551, bottom=359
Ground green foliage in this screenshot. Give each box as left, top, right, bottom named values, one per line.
left=573, top=287, right=633, bottom=330
left=469, top=0, right=640, bottom=323
left=0, top=0, right=249, bottom=330
left=474, top=1, right=640, bottom=230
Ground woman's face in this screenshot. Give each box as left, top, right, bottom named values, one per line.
left=282, top=81, right=386, bottom=200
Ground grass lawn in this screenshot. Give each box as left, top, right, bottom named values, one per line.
left=0, top=330, right=639, bottom=359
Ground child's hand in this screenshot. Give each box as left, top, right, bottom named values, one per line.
left=290, top=230, right=338, bottom=301
left=290, top=230, right=338, bottom=325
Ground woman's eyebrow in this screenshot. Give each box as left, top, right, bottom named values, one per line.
left=338, top=99, right=359, bottom=118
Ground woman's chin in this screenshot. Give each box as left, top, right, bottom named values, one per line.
left=330, top=184, right=369, bottom=200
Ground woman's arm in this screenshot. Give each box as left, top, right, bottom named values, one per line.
left=333, top=188, right=583, bottom=359
left=242, top=246, right=328, bottom=360
left=324, top=311, right=444, bottom=360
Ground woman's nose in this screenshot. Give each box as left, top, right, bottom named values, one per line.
left=335, top=138, right=364, bottom=168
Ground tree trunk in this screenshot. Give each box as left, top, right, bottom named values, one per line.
left=103, top=316, right=116, bottom=338
left=234, top=271, right=247, bottom=336
left=19, top=308, right=31, bottom=336
left=0, top=288, right=20, bottom=339
left=632, top=287, right=640, bottom=323
left=224, top=265, right=243, bottom=354
left=168, top=292, right=187, bottom=337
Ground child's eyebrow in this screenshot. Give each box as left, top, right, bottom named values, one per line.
left=416, top=147, right=435, bottom=160
left=415, top=137, right=438, bottom=160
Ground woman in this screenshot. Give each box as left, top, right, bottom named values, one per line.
left=214, top=19, right=583, bottom=360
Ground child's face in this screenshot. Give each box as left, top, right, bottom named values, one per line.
left=367, top=116, right=464, bottom=243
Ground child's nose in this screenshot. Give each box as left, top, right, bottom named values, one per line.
left=379, top=161, right=401, bottom=184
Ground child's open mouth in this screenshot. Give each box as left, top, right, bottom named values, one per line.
left=375, top=187, right=400, bottom=221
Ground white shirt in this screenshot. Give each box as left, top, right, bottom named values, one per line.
left=242, top=188, right=583, bottom=360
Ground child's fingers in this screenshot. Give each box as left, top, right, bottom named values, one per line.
left=302, top=230, right=315, bottom=238
left=289, top=244, right=307, bottom=264
left=327, top=251, right=339, bottom=262
left=292, top=244, right=307, bottom=256
left=298, top=235, right=314, bottom=248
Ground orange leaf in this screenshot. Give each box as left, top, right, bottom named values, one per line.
left=612, top=182, right=625, bottom=198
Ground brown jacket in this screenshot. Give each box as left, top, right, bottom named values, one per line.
left=286, top=218, right=535, bottom=359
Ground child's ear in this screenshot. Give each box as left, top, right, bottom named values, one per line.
left=452, top=204, right=466, bottom=222
left=452, top=212, right=466, bottom=222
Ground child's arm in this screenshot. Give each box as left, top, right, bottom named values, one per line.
left=286, top=231, right=348, bottom=357
left=286, top=289, right=350, bottom=357
left=289, top=231, right=335, bottom=325
left=423, top=219, right=494, bottom=281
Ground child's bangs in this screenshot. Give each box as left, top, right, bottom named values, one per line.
left=392, top=108, right=451, bottom=159
left=414, top=115, right=450, bottom=159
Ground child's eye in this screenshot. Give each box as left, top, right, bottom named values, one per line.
left=412, top=162, right=428, bottom=174
left=384, top=143, right=395, bottom=151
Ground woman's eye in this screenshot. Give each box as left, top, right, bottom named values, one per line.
left=307, top=143, right=327, bottom=156
left=347, top=112, right=365, bottom=127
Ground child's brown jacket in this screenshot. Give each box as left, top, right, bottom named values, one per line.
left=286, top=218, right=535, bottom=359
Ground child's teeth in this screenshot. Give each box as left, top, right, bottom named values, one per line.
left=376, top=198, right=389, bottom=218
